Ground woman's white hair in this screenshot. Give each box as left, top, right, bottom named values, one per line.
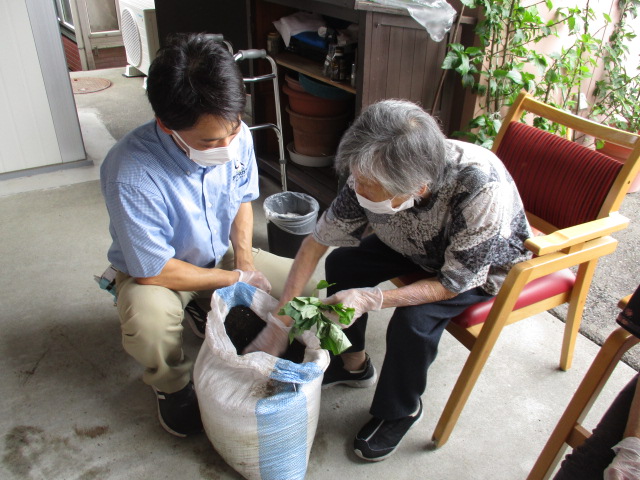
left=335, top=99, right=448, bottom=195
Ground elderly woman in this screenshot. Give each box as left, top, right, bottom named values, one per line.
left=245, top=99, right=532, bottom=461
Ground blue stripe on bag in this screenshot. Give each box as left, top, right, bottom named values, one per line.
left=256, top=387, right=308, bottom=480
left=217, top=282, right=256, bottom=307
left=270, top=358, right=324, bottom=383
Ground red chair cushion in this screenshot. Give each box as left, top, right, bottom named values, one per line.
left=496, top=122, right=623, bottom=229
left=452, top=268, right=577, bottom=328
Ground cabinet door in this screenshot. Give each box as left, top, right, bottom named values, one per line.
left=361, top=12, right=452, bottom=131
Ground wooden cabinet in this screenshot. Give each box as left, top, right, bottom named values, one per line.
left=211, top=0, right=475, bottom=207
left=360, top=11, right=453, bottom=125
left=256, top=0, right=473, bottom=120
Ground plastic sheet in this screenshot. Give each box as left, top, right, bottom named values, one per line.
left=273, top=11, right=325, bottom=47
left=368, top=0, right=457, bottom=42
left=263, top=192, right=320, bottom=236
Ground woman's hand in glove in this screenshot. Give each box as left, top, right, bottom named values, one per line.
left=242, top=313, right=291, bottom=357
left=604, top=437, right=640, bottom=480
left=324, top=287, right=384, bottom=325
left=234, top=269, right=272, bottom=293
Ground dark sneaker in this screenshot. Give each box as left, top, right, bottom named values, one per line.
left=184, top=301, right=207, bottom=339
left=322, top=353, right=377, bottom=389
left=153, top=382, right=203, bottom=437
left=353, top=400, right=423, bottom=462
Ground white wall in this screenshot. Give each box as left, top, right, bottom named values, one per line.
left=0, top=0, right=85, bottom=176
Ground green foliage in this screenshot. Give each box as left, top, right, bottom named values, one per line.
left=591, top=0, right=640, bottom=135
left=279, top=281, right=354, bottom=355
left=442, top=0, right=555, bottom=145
left=442, top=0, right=640, bottom=147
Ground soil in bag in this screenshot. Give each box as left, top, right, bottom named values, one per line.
left=224, top=306, right=306, bottom=363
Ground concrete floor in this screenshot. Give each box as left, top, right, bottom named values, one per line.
left=0, top=67, right=638, bottom=479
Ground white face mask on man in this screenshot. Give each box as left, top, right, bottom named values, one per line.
left=355, top=191, right=416, bottom=214
left=172, top=130, right=238, bottom=167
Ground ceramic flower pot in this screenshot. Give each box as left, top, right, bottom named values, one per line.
left=284, top=74, right=305, bottom=93
left=285, top=106, right=349, bottom=157
left=599, top=141, right=640, bottom=193
left=283, top=84, right=350, bottom=117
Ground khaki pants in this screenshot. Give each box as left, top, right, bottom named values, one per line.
left=115, top=248, right=317, bottom=393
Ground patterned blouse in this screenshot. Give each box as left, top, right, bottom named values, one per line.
left=313, top=140, right=533, bottom=295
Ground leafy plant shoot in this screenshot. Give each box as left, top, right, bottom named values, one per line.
left=279, top=281, right=354, bottom=355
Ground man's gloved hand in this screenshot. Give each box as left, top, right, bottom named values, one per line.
left=324, top=287, right=384, bottom=326
left=242, top=313, right=291, bottom=357
left=234, top=269, right=272, bottom=293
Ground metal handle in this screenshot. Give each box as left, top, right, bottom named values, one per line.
left=203, top=34, right=233, bottom=54
left=203, top=33, right=225, bottom=43
left=234, top=49, right=267, bottom=61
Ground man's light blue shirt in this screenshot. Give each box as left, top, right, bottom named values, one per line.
left=100, top=120, right=259, bottom=278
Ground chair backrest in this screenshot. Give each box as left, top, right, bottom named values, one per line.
left=492, top=90, right=640, bottom=233
left=496, top=122, right=622, bottom=230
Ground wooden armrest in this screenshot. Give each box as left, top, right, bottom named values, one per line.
left=525, top=214, right=629, bottom=256
left=619, top=294, right=633, bottom=310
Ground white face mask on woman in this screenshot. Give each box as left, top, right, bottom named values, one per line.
left=172, top=130, right=238, bottom=167
left=355, top=192, right=415, bottom=214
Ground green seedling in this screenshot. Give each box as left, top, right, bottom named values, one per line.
left=279, top=280, right=354, bottom=355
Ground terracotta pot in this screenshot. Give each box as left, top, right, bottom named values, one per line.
left=283, top=84, right=350, bottom=117
left=285, top=107, right=349, bottom=157
left=284, top=74, right=305, bottom=93
left=286, top=106, right=349, bottom=133
left=298, top=74, right=353, bottom=100
left=599, top=141, right=640, bottom=193
left=600, top=141, right=631, bottom=161
left=292, top=129, right=342, bottom=157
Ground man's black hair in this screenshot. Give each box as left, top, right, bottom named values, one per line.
left=146, top=33, right=246, bottom=131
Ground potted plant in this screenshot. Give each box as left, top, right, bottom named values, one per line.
left=589, top=0, right=640, bottom=191
left=593, top=69, right=640, bottom=158
left=440, top=1, right=610, bottom=147
left=442, top=0, right=640, bottom=151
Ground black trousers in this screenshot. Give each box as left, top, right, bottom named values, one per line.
left=555, top=284, right=640, bottom=478
left=325, top=235, right=492, bottom=420
left=554, top=373, right=639, bottom=479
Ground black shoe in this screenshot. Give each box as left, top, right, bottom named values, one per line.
left=153, top=382, right=203, bottom=437
left=353, top=400, right=423, bottom=462
left=184, top=301, right=207, bottom=339
left=322, top=353, right=377, bottom=389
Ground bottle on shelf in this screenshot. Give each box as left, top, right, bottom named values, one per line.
left=330, top=47, right=344, bottom=82
left=323, top=44, right=336, bottom=78
left=266, top=32, right=282, bottom=56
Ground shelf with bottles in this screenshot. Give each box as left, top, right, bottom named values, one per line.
left=274, top=51, right=356, bottom=95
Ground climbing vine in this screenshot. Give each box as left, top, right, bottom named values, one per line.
left=442, top=0, right=640, bottom=146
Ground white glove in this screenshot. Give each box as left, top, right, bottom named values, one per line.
left=242, top=313, right=291, bottom=357
left=324, top=287, right=384, bottom=326
left=604, top=437, right=640, bottom=480
left=234, top=269, right=272, bottom=293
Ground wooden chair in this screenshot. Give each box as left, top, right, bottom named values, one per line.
left=527, top=295, right=639, bottom=479
left=393, top=90, right=640, bottom=447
